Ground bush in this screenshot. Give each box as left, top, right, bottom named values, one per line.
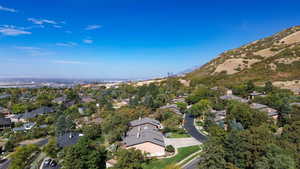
left=165, top=145, right=175, bottom=153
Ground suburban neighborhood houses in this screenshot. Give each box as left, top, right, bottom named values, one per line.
left=0, top=78, right=299, bottom=169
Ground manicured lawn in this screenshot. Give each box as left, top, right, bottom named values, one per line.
left=142, top=145, right=201, bottom=169
left=167, top=132, right=191, bottom=138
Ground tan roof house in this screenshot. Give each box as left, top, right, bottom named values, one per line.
left=124, top=118, right=165, bottom=157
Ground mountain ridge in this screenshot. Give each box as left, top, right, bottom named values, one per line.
left=185, top=25, right=300, bottom=87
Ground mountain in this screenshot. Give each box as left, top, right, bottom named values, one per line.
left=186, top=26, right=300, bottom=87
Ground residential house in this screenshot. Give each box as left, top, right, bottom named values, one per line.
left=220, top=94, right=248, bottom=103
left=124, top=118, right=165, bottom=157
left=113, top=99, right=129, bottom=109
left=13, top=122, right=36, bottom=132
left=250, top=103, right=278, bottom=120
left=81, top=96, right=96, bottom=103
left=171, top=96, right=186, bottom=104
left=57, top=132, right=83, bottom=148
left=129, top=117, right=162, bottom=129
left=9, top=106, right=54, bottom=122
left=0, top=106, right=10, bottom=116
left=290, top=102, right=300, bottom=107
left=0, top=118, right=12, bottom=130
left=211, top=110, right=226, bottom=123
left=52, top=96, right=67, bottom=104
left=160, top=104, right=181, bottom=115
left=0, top=94, right=11, bottom=99
left=250, top=103, right=268, bottom=110
left=260, top=107, right=279, bottom=120
left=249, top=91, right=266, bottom=100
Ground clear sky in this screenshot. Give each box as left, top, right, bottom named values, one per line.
left=0, top=0, right=299, bottom=79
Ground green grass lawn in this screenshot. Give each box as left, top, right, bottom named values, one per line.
left=142, top=145, right=201, bottom=169
left=167, top=132, right=191, bottom=138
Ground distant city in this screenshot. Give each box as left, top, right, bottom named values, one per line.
left=0, top=78, right=130, bottom=88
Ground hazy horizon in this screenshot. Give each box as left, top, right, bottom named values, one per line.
left=1, top=0, right=300, bottom=79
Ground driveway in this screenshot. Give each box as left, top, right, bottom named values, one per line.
left=164, top=138, right=201, bottom=148
left=183, top=113, right=207, bottom=142
left=182, top=157, right=202, bottom=169
left=0, top=159, right=10, bottom=169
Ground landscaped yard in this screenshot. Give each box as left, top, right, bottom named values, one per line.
left=167, top=132, right=191, bottom=138
left=142, top=145, right=201, bottom=169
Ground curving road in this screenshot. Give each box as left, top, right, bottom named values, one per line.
left=182, top=113, right=207, bottom=169
left=183, top=113, right=207, bottom=142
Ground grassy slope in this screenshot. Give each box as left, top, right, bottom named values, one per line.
left=142, top=145, right=201, bottom=169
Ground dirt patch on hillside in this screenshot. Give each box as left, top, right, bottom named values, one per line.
left=273, top=80, right=300, bottom=94
left=254, top=48, right=278, bottom=58
left=276, top=57, right=300, bottom=64
left=214, top=58, right=260, bottom=74
left=280, top=31, right=300, bottom=45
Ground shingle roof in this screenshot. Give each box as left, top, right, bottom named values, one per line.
left=0, top=118, right=12, bottom=125
left=17, top=106, right=54, bottom=120
left=124, top=124, right=165, bottom=147
left=211, top=110, right=226, bottom=122
left=250, top=103, right=268, bottom=109
left=259, top=107, right=278, bottom=116
left=13, top=122, right=36, bottom=132
left=129, top=117, right=161, bottom=127
left=57, top=132, right=81, bottom=148
left=0, top=94, right=11, bottom=99
left=290, top=102, right=300, bottom=107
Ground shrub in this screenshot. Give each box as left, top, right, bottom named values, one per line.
left=165, top=145, right=175, bottom=153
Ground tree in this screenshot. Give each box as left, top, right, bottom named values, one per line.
left=189, top=99, right=212, bottom=119
left=55, top=115, right=75, bottom=136
left=254, top=144, right=296, bottom=169
left=82, top=124, right=102, bottom=140
left=43, top=137, right=60, bottom=158
left=10, top=144, right=40, bottom=169
left=264, top=81, right=273, bottom=93
left=246, top=80, right=255, bottom=92
left=63, top=137, right=107, bottom=169
left=114, top=148, right=146, bottom=169
left=199, top=139, right=226, bottom=169
left=4, top=140, right=15, bottom=152
left=176, top=102, right=188, bottom=113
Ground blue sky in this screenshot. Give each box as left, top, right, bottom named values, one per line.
left=0, top=0, right=299, bottom=79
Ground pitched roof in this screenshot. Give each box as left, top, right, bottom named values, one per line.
left=13, top=122, right=36, bottom=132
left=220, top=95, right=248, bottom=103
left=290, top=102, right=300, bottom=107
left=0, top=118, right=12, bottom=125
left=124, top=124, right=165, bottom=147
left=57, top=132, right=81, bottom=148
left=0, top=94, right=11, bottom=99
left=250, top=103, right=268, bottom=109
left=129, top=117, right=161, bottom=127
left=259, top=107, right=278, bottom=116
left=14, top=106, right=54, bottom=120
left=211, top=110, right=226, bottom=122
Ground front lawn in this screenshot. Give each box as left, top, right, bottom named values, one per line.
left=167, top=132, right=191, bottom=138
left=142, top=145, right=201, bottom=169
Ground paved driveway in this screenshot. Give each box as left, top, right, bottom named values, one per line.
left=0, top=159, right=10, bottom=169
left=164, top=137, right=201, bottom=148
left=183, top=114, right=207, bottom=142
